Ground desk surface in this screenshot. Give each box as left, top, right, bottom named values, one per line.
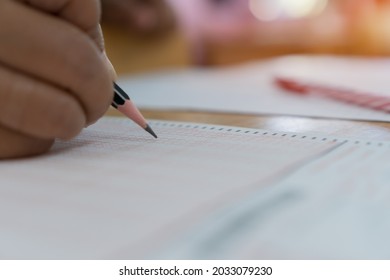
left=103, top=25, right=390, bottom=142
left=107, top=108, right=390, bottom=141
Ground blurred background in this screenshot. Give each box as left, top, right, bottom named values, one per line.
left=101, top=0, right=390, bottom=74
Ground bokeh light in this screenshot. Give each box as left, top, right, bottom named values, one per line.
left=249, top=0, right=282, bottom=21
left=249, top=0, right=329, bottom=21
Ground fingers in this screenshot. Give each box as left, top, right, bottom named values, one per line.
left=0, top=64, right=86, bottom=140
left=0, top=125, right=54, bottom=159
left=22, top=0, right=117, bottom=81
left=18, top=0, right=101, bottom=32
left=89, top=24, right=117, bottom=80
left=19, top=0, right=108, bottom=61
left=0, top=0, right=115, bottom=158
left=0, top=0, right=113, bottom=124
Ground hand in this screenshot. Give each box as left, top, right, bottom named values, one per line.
left=0, top=0, right=115, bottom=158
left=101, top=0, right=175, bottom=36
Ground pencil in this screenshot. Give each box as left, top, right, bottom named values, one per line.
left=275, top=76, right=390, bottom=114
left=112, top=82, right=157, bottom=138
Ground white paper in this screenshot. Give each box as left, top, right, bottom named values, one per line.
left=160, top=139, right=390, bottom=259
left=2, top=117, right=390, bottom=259
left=0, top=117, right=340, bottom=259
left=118, top=55, right=390, bottom=122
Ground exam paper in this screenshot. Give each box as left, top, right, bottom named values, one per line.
left=0, top=117, right=340, bottom=259
left=157, top=139, right=390, bottom=259
left=118, top=55, right=390, bottom=122
left=2, top=117, right=390, bottom=259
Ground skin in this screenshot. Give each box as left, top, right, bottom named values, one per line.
left=0, top=0, right=115, bottom=159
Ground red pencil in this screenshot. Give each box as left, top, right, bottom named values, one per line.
left=275, top=76, right=390, bottom=114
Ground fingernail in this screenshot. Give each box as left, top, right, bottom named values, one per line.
left=103, top=51, right=117, bottom=81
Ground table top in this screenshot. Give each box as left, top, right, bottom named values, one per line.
left=103, top=24, right=390, bottom=142
left=107, top=108, right=390, bottom=141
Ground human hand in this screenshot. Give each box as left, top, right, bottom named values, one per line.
left=0, top=0, right=114, bottom=158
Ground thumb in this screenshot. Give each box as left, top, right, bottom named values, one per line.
left=88, top=24, right=117, bottom=81
left=103, top=50, right=118, bottom=82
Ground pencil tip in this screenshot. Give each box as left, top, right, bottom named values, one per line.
left=145, top=124, right=158, bottom=139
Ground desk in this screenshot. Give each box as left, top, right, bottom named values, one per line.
left=103, top=24, right=390, bottom=142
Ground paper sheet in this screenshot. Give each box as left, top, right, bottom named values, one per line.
left=1, top=117, right=390, bottom=259
left=118, top=55, right=390, bottom=122
left=0, top=117, right=340, bottom=259
left=157, top=139, right=390, bottom=259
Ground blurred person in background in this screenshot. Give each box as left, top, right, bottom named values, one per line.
left=101, top=0, right=390, bottom=65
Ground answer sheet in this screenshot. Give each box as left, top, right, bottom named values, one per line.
left=159, top=139, right=390, bottom=259
left=118, top=55, right=390, bottom=122
left=0, top=117, right=389, bottom=259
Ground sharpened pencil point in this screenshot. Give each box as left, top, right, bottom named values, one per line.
left=145, top=124, right=158, bottom=138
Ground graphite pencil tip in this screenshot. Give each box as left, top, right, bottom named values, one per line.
left=145, top=124, right=158, bottom=139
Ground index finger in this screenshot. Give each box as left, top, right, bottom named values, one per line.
left=19, top=0, right=107, bottom=52
left=19, top=0, right=101, bottom=32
